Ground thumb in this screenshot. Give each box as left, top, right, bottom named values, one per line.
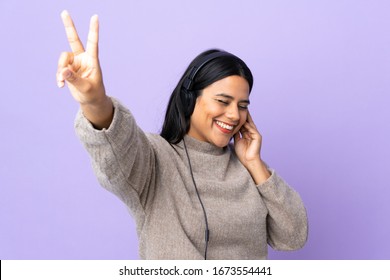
left=61, top=68, right=90, bottom=92
left=62, top=68, right=79, bottom=83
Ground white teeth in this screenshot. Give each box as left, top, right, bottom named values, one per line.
left=216, top=121, right=233, bottom=131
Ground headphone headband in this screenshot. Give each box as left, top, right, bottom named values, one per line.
left=182, top=51, right=235, bottom=91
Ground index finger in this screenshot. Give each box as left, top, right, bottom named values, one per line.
left=61, top=10, right=85, bottom=55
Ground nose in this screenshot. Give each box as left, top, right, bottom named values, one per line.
left=226, top=104, right=240, bottom=122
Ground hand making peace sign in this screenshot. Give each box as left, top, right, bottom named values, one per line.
left=56, top=10, right=106, bottom=105
left=57, top=11, right=113, bottom=129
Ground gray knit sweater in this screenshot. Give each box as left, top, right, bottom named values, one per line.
left=75, top=98, right=308, bottom=259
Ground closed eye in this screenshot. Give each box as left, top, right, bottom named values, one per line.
left=216, top=99, right=249, bottom=110
left=216, top=99, right=229, bottom=105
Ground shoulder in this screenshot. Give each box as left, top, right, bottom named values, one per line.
left=146, top=133, right=180, bottom=155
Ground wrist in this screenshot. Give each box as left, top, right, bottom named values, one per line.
left=79, top=85, right=107, bottom=106
left=80, top=95, right=114, bottom=130
left=246, top=159, right=271, bottom=185
left=80, top=93, right=109, bottom=109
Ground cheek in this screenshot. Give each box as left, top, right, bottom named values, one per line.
left=235, top=111, right=248, bottom=132
left=240, top=111, right=248, bottom=124
left=208, top=103, right=223, bottom=114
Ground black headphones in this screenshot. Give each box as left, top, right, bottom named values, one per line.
left=181, top=51, right=235, bottom=117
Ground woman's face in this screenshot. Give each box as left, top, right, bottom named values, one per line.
left=188, top=75, right=250, bottom=147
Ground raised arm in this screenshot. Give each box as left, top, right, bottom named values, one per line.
left=56, top=10, right=113, bottom=129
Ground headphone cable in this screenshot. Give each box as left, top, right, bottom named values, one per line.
left=183, top=138, right=210, bottom=260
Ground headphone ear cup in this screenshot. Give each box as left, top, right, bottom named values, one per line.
left=182, top=88, right=196, bottom=117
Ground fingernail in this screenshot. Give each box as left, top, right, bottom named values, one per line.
left=61, top=10, right=68, bottom=18
left=64, top=71, right=71, bottom=79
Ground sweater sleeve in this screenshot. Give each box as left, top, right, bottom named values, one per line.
left=256, top=169, right=308, bottom=251
left=74, top=97, right=156, bottom=216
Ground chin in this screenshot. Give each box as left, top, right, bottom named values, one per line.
left=211, top=138, right=231, bottom=148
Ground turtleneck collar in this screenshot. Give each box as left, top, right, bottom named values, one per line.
left=179, top=135, right=228, bottom=156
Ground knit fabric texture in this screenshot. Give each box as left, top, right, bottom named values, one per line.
left=75, top=97, right=308, bottom=259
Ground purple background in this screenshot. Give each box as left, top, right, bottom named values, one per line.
left=0, top=0, right=389, bottom=260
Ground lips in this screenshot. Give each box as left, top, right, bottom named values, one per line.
left=215, top=120, right=235, bottom=133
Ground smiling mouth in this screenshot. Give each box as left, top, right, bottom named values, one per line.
left=215, top=120, right=234, bottom=131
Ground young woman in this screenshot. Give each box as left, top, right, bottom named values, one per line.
left=57, top=10, right=308, bottom=260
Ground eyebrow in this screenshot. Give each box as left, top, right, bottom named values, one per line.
left=215, top=93, right=250, bottom=104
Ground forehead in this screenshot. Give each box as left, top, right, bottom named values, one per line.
left=202, top=75, right=250, bottom=100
